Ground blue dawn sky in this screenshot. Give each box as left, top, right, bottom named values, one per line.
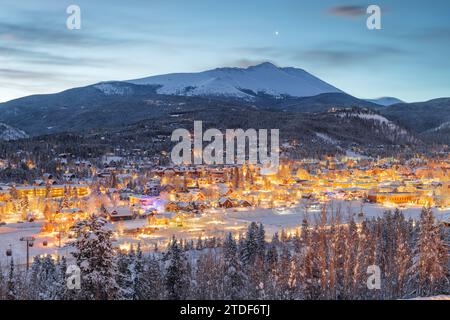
left=0, top=0, right=449, bottom=102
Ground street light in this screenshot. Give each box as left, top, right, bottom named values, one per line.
left=20, top=236, right=35, bottom=271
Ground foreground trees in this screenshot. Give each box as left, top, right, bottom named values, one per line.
left=0, top=208, right=448, bottom=300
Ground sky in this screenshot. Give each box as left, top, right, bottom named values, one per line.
left=1, top=0, right=450, bottom=103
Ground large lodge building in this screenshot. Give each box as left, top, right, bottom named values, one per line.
left=1, top=184, right=90, bottom=200
left=368, top=191, right=433, bottom=206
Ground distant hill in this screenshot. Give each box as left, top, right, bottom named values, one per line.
left=366, top=97, right=404, bottom=106
left=85, top=106, right=420, bottom=152
left=0, top=85, right=379, bottom=136
left=381, top=98, right=450, bottom=133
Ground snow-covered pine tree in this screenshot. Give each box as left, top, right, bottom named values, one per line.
left=29, top=255, right=57, bottom=299
left=241, top=222, right=259, bottom=266
left=275, top=244, right=293, bottom=299
left=343, top=218, right=359, bottom=299
left=164, top=237, right=190, bottom=300
left=271, top=232, right=281, bottom=248
left=133, top=243, right=148, bottom=300
left=144, top=255, right=163, bottom=299
left=28, top=256, right=42, bottom=299
left=70, top=214, right=120, bottom=300
left=264, top=242, right=278, bottom=298
left=0, top=262, right=5, bottom=299
left=223, top=233, right=248, bottom=300
left=54, top=256, right=71, bottom=300
left=256, top=223, right=266, bottom=260
left=7, top=257, right=16, bottom=300
left=195, top=250, right=223, bottom=299
left=413, top=207, right=449, bottom=297
left=117, top=249, right=134, bottom=299
left=393, top=215, right=414, bottom=299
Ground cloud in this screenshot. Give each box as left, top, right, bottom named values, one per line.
left=327, top=5, right=367, bottom=18
left=0, top=45, right=107, bottom=66
left=297, top=43, right=406, bottom=66
left=0, top=19, right=121, bottom=68
left=0, top=68, right=58, bottom=80
left=0, top=21, right=123, bottom=47
left=235, top=42, right=406, bottom=68
left=397, top=27, right=450, bottom=42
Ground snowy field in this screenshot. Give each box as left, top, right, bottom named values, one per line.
left=1, top=200, right=449, bottom=266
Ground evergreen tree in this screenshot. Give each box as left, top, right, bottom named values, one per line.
left=133, top=243, right=147, bottom=300
left=7, top=258, right=16, bottom=300
left=54, top=256, right=70, bottom=300
left=276, top=244, right=293, bottom=299
left=70, top=214, right=120, bottom=299
left=117, top=250, right=134, bottom=299
left=223, top=233, right=247, bottom=300
left=195, top=251, right=223, bottom=299
left=164, top=237, right=190, bottom=300
left=413, top=207, right=449, bottom=297
left=144, top=255, right=163, bottom=299
left=241, top=222, right=259, bottom=266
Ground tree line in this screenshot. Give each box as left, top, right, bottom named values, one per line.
left=0, top=207, right=448, bottom=300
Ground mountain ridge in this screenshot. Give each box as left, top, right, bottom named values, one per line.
left=126, top=62, right=343, bottom=99
left=366, top=97, right=404, bottom=106
left=0, top=63, right=447, bottom=144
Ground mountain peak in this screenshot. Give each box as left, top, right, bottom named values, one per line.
left=127, top=63, right=342, bottom=99
left=249, top=62, right=278, bottom=69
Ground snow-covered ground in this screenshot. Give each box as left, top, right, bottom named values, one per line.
left=0, top=222, right=72, bottom=267
left=1, top=200, right=449, bottom=265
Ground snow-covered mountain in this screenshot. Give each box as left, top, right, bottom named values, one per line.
left=126, top=62, right=343, bottom=99
left=0, top=123, right=29, bottom=141
left=366, top=97, right=404, bottom=106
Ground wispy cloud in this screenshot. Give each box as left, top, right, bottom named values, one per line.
left=396, top=27, right=450, bottom=42
left=0, top=68, right=58, bottom=80
left=0, top=45, right=107, bottom=66
left=299, top=42, right=404, bottom=65
left=297, top=43, right=406, bottom=66
left=0, top=19, right=121, bottom=68
left=327, top=5, right=367, bottom=18
left=0, top=21, right=123, bottom=47
left=235, top=42, right=407, bottom=67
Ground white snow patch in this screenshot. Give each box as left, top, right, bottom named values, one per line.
left=127, top=62, right=342, bottom=99
left=94, top=83, right=132, bottom=96
left=315, top=132, right=339, bottom=145
left=0, top=123, right=29, bottom=141
left=428, top=121, right=450, bottom=132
